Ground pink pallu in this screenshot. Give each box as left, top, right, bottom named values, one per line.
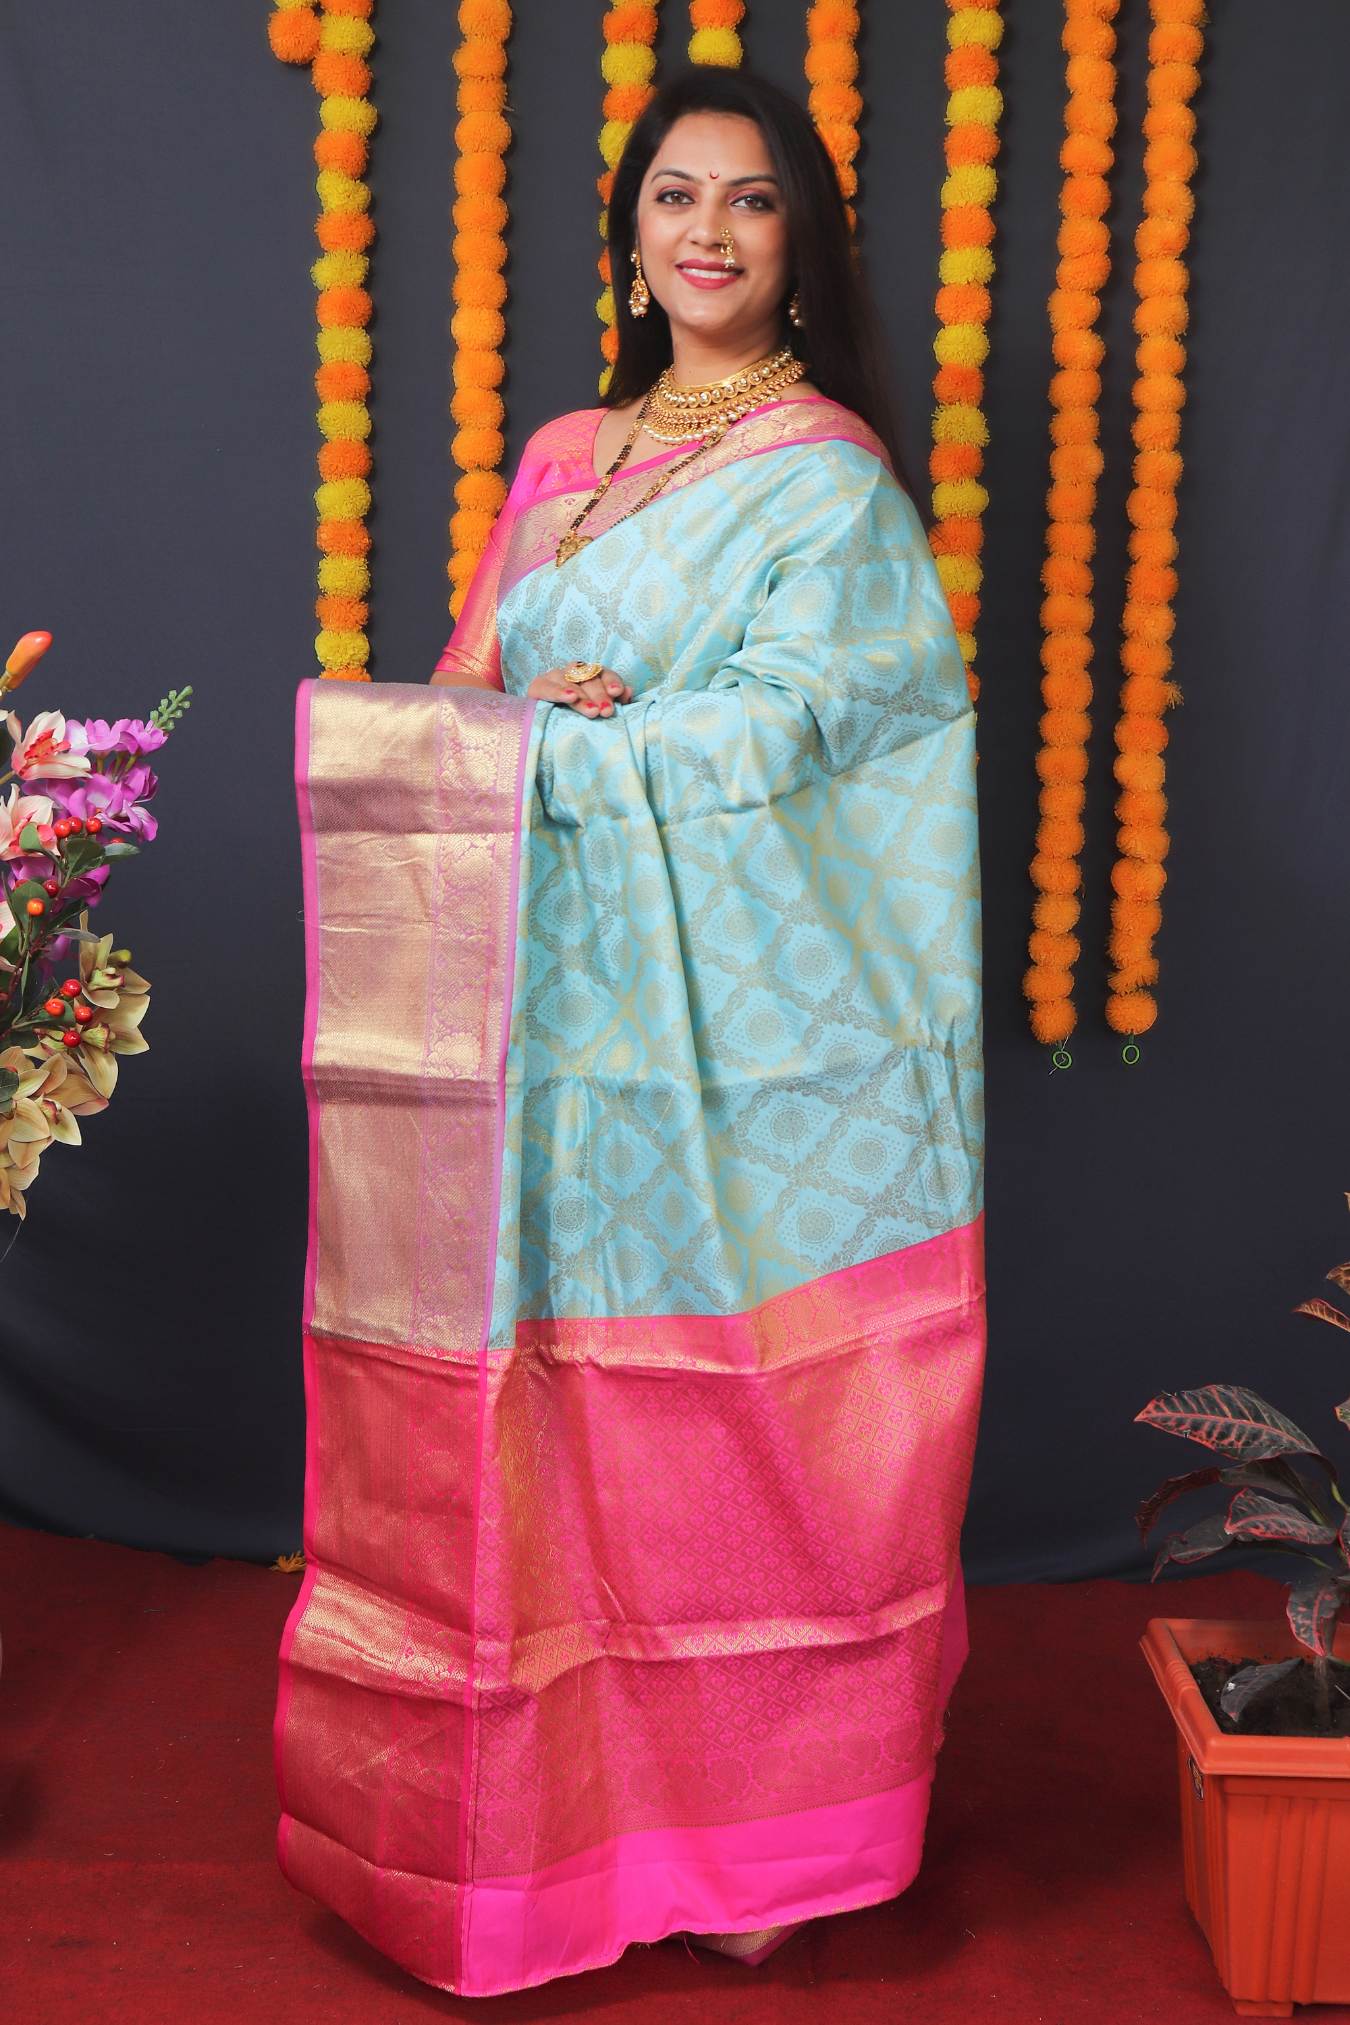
left=278, top=654, right=984, bottom=1997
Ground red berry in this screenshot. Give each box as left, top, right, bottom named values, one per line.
left=68, top=819, right=85, bottom=834
left=72, top=1003, right=93, bottom=1024
left=59, top=978, right=81, bottom=998
left=43, top=997, right=64, bottom=1018
left=61, top=1029, right=82, bottom=1049
left=85, top=817, right=103, bottom=836
left=42, top=878, right=60, bottom=896
left=25, top=898, right=44, bottom=917
left=53, top=819, right=74, bottom=840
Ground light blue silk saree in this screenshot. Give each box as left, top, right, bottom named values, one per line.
left=280, top=396, right=986, bottom=1995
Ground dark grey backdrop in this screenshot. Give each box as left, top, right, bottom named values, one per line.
left=1, top=0, right=1347, bottom=1582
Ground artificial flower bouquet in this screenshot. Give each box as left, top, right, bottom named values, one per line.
left=0, top=630, right=191, bottom=1219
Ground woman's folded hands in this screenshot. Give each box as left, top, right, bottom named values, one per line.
left=527, top=664, right=632, bottom=716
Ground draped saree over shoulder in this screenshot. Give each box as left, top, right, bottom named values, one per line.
left=276, top=396, right=986, bottom=1996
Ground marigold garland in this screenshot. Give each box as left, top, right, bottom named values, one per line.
left=447, top=1, right=513, bottom=620
left=269, top=0, right=378, bottom=681
left=928, top=0, right=1005, bottom=707
left=1023, top=0, right=1121, bottom=1048
left=595, top=2, right=661, bottom=394
left=1105, top=0, right=1204, bottom=1044
left=805, top=3, right=861, bottom=228
left=688, top=0, right=745, bottom=67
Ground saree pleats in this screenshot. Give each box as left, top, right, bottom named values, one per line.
left=278, top=407, right=986, bottom=1996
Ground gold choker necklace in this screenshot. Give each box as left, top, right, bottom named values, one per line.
left=641, top=346, right=807, bottom=444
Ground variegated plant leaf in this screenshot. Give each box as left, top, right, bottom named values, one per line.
left=1136, top=1384, right=1325, bottom=1465
left=1223, top=1489, right=1339, bottom=1547
left=1151, top=1512, right=1234, bottom=1578
left=1286, top=1574, right=1350, bottom=1659
left=1294, top=1298, right=1350, bottom=1334
left=1218, top=1657, right=1301, bottom=1723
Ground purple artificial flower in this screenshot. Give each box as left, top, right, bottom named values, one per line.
left=67, top=717, right=166, bottom=759
left=118, top=762, right=159, bottom=805
left=118, top=719, right=168, bottom=756
left=63, top=866, right=112, bottom=904
left=72, top=718, right=131, bottom=755
left=46, top=773, right=159, bottom=843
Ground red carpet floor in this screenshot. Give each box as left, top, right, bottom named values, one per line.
left=3, top=1522, right=1348, bottom=2025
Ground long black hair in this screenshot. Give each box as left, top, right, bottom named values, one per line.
left=605, top=66, right=916, bottom=498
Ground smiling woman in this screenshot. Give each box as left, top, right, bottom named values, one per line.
left=279, top=63, right=985, bottom=2001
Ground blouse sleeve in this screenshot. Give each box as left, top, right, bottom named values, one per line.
left=430, top=450, right=539, bottom=688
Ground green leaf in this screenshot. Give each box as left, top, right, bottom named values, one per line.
left=18, top=823, right=45, bottom=853
left=9, top=879, right=48, bottom=916
left=100, top=840, right=139, bottom=859
left=0, top=1067, right=18, bottom=1106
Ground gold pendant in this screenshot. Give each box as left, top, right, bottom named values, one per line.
left=555, top=531, right=591, bottom=566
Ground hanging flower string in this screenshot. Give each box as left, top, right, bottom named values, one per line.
left=269, top=0, right=379, bottom=683
left=1024, top=0, right=1121, bottom=1051
left=688, top=0, right=745, bottom=66
left=805, top=3, right=861, bottom=228
left=1105, top=0, right=1204, bottom=1049
left=928, top=0, right=1005, bottom=706
left=596, top=3, right=661, bottom=395
left=447, top=1, right=513, bottom=622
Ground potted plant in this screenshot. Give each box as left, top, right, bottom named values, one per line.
left=1136, top=1213, right=1350, bottom=2018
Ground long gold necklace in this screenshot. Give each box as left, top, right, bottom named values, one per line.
left=554, top=348, right=806, bottom=568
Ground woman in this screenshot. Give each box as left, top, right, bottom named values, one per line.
left=277, top=65, right=985, bottom=1998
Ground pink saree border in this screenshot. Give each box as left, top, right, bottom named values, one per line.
left=515, top=1214, right=984, bottom=1373
left=274, top=680, right=324, bottom=1834
left=455, top=701, right=536, bottom=1988
left=277, top=1563, right=968, bottom=1999
left=460, top=1564, right=967, bottom=1996
left=496, top=397, right=893, bottom=604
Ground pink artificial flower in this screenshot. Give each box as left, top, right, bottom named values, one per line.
left=74, top=718, right=132, bottom=755
left=117, top=719, right=168, bottom=756
left=6, top=709, right=90, bottom=782
left=0, top=788, right=57, bottom=860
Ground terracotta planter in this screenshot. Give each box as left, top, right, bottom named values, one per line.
left=1141, top=1616, right=1350, bottom=2018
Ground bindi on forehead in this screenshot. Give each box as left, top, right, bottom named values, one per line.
left=649, top=165, right=780, bottom=189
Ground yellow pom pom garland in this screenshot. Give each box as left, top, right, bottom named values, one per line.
left=1105, top=0, right=1204, bottom=1046
left=928, top=0, right=1005, bottom=707
left=805, top=3, right=862, bottom=226
left=596, top=2, right=662, bottom=395
left=269, top=0, right=378, bottom=682
left=448, top=2, right=513, bottom=621
left=688, top=1, right=745, bottom=68
left=1024, top=0, right=1122, bottom=1049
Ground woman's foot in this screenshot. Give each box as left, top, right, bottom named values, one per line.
left=682, top=1921, right=801, bottom=1965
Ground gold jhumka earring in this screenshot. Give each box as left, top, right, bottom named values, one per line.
left=788, top=290, right=804, bottom=328
left=629, top=247, right=650, bottom=318
left=719, top=226, right=737, bottom=269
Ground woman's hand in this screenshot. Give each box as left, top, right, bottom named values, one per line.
left=527, top=663, right=632, bottom=717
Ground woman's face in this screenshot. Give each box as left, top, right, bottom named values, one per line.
left=633, top=112, right=791, bottom=355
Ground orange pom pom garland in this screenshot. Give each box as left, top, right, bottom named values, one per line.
left=929, top=0, right=1005, bottom=706
left=1024, top=0, right=1122, bottom=1049
left=448, top=2, right=513, bottom=620
left=806, top=3, right=862, bottom=224
left=269, top=0, right=379, bottom=681
left=1105, top=0, right=1204, bottom=1048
